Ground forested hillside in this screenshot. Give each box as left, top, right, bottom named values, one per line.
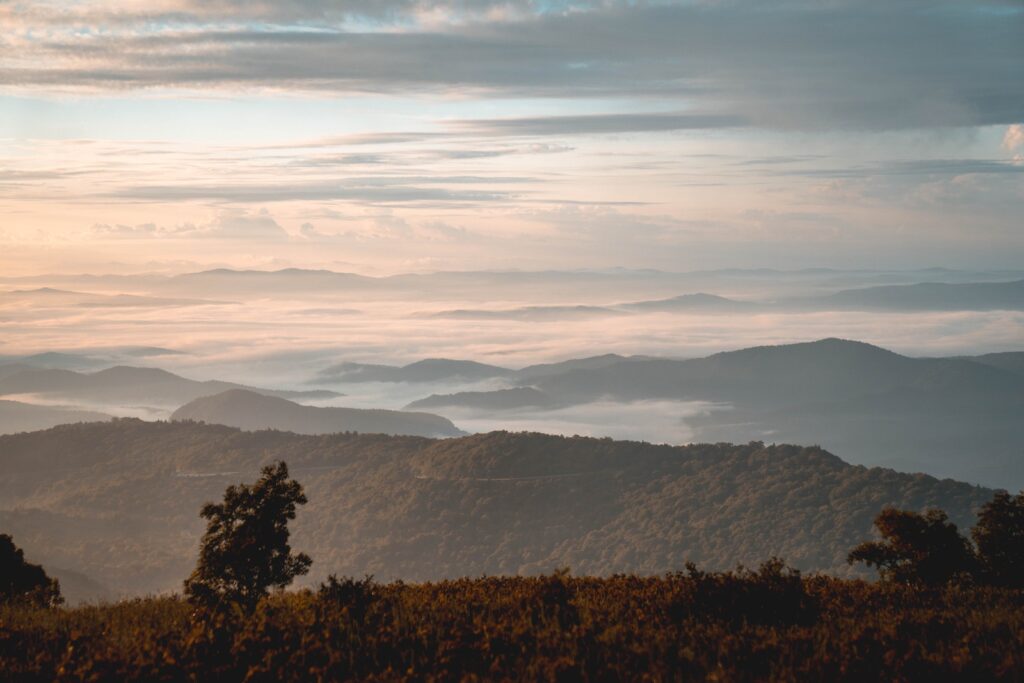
left=171, top=389, right=463, bottom=438
left=0, top=420, right=992, bottom=602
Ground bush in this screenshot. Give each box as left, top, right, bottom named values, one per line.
left=0, top=534, right=62, bottom=608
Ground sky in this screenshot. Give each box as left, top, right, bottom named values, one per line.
left=1, top=0, right=1023, bottom=276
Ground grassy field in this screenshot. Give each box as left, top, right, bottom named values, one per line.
left=3, top=565, right=1024, bottom=681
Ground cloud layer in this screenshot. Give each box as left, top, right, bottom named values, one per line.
left=4, top=1, right=1023, bottom=131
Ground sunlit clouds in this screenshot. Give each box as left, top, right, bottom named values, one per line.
left=0, top=0, right=1022, bottom=274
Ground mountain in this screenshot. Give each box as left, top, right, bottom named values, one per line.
left=406, top=387, right=557, bottom=411
left=171, top=389, right=463, bottom=438
left=621, top=293, right=761, bottom=313
left=413, top=339, right=1024, bottom=488
left=802, top=279, right=1024, bottom=311
left=430, top=305, right=620, bottom=320
left=0, top=421, right=992, bottom=598
left=168, top=268, right=374, bottom=295
left=966, top=352, right=1024, bottom=377
left=0, top=399, right=111, bottom=435
left=317, top=358, right=511, bottom=383
left=0, top=363, right=38, bottom=379
left=0, top=366, right=341, bottom=407
left=0, top=353, right=104, bottom=372
left=514, top=354, right=638, bottom=383
left=0, top=287, right=224, bottom=308
left=48, top=566, right=113, bottom=605
left=531, top=339, right=1024, bottom=406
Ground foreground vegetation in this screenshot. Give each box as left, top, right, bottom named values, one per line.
left=3, top=567, right=1024, bottom=681
left=5, top=446, right=1023, bottom=679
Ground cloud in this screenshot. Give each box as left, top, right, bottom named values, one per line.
left=204, top=209, right=289, bottom=239
left=106, top=181, right=515, bottom=204
left=5, top=1, right=1022, bottom=131
left=300, top=214, right=472, bottom=243
left=92, top=210, right=288, bottom=240
left=772, top=158, right=1024, bottom=179
left=452, top=112, right=747, bottom=136
left=1005, top=124, right=1024, bottom=151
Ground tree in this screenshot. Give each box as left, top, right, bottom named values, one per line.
left=972, top=490, right=1024, bottom=588
left=0, top=534, right=63, bottom=607
left=847, top=507, right=975, bottom=585
left=184, top=461, right=311, bottom=608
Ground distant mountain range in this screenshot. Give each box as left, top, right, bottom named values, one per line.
left=0, top=399, right=110, bottom=435
left=172, top=389, right=463, bottom=438
left=0, top=287, right=225, bottom=308
left=316, top=354, right=649, bottom=386
left=317, top=359, right=512, bottom=383
left=0, top=365, right=341, bottom=410
left=406, top=386, right=557, bottom=411
left=794, top=279, right=1024, bottom=311
left=0, top=421, right=993, bottom=601
left=0, top=348, right=182, bottom=372
left=621, top=292, right=762, bottom=313
left=3, top=337, right=1022, bottom=488
left=426, top=279, right=1024, bottom=320
left=398, top=339, right=1024, bottom=488
left=430, top=304, right=618, bottom=321
left=967, top=352, right=1024, bottom=377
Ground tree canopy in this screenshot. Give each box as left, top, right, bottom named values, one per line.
left=184, top=461, right=311, bottom=609
left=972, top=490, right=1024, bottom=588
left=846, top=508, right=976, bottom=585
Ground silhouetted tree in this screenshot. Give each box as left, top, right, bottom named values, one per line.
left=848, top=508, right=975, bottom=585
left=0, top=534, right=63, bottom=607
left=184, top=461, right=311, bottom=609
left=972, top=490, right=1024, bottom=588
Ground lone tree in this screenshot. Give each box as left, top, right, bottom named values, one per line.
left=972, top=490, right=1024, bottom=588
left=185, top=461, right=311, bottom=608
left=0, top=534, right=63, bottom=607
left=847, top=507, right=976, bottom=585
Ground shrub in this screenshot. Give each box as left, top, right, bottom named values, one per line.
left=0, top=533, right=62, bottom=608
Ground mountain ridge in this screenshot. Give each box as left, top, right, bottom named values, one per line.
left=0, top=420, right=994, bottom=600
left=0, top=366, right=341, bottom=407
left=171, top=388, right=464, bottom=438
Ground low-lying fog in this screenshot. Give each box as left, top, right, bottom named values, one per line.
left=2, top=267, right=1023, bottom=444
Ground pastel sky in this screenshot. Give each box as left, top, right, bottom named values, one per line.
left=2, top=0, right=1022, bottom=276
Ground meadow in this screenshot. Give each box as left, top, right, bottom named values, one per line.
left=3, top=565, right=1024, bottom=682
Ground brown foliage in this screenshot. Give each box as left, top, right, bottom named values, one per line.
left=2, top=571, right=1024, bottom=681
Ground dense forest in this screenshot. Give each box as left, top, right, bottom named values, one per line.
left=0, top=419, right=992, bottom=602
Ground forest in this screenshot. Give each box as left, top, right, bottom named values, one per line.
left=0, top=420, right=994, bottom=600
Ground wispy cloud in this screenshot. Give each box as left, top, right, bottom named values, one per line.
left=1004, top=125, right=1024, bottom=152
left=4, top=1, right=1022, bottom=131
left=452, top=112, right=747, bottom=136
left=106, top=181, right=518, bottom=204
